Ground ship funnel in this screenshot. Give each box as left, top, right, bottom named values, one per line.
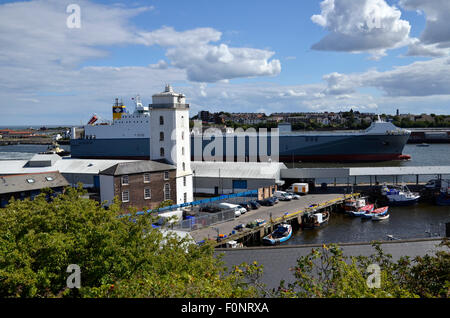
left=112, top=97, right=126, bottom=121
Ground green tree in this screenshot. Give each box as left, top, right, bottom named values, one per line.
left=275, top=241, right=449, bottom=298
left=0, top=186, right=260, bottom=298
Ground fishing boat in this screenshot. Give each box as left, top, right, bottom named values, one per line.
left=344, top=197, right=367, bottom=213
left=348, top=204, right=374, bottom=217
left=302, top=211, right=330, bottom=229
left=361, top=206, right=389, bottom=219
left=381, top=184, right=420, bottom=206
left=262, top=223, right=292, bottom=245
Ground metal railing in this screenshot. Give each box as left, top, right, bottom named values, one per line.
left=172, top=208, right=236, bottom=232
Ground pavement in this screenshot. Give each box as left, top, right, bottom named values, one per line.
left=189, top=192, right=348, bottom=243
left=216, top=237, right=448, bottom=290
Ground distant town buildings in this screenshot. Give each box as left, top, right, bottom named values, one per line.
left=194, top=110, right=450, bottom=129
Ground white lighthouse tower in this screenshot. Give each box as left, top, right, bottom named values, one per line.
left=149, top=84, right=193, bottom=204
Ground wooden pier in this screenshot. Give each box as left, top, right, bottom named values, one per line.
left=189, top=193, right=360, bottom=247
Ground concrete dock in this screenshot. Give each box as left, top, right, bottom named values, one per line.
left=216, top=238, right=448, bottom=290
left=189, top=192, right=359, bottom=246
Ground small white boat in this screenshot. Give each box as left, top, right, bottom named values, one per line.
left=262, top=224, right=292, bottom=245
left=372, top=213, right=390, bottom=221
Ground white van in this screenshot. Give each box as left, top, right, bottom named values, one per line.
left=274, top=191, right=293, bottom=201
left=216, top=202, right=247, bottom=217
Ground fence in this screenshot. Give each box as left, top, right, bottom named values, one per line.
left=172, top=208, right=236, bottom=232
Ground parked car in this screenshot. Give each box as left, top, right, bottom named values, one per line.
left=215, top=202, right=246, bottom=217
left=199, top=205, right=221, bottom=213
left=270, top=197, right=279, bottom=204
left=238, top=202, right=252, bottom=211
left=286, top=192, right=301, bottom=200
left=256, top=198, right=275, bottom=206
left=248, top=200, right=261, bottom=209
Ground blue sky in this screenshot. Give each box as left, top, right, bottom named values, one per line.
left=0, top=0, right=449, bottom=125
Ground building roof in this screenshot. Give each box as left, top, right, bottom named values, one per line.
left=0, top=171, right=69, bottom=195
left=99, top=160, right=176, bottom=176
left=191, top=161, right=287, bottom=181
left=0, top=157, right=140, bottom=176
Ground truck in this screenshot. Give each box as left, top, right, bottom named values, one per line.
left=287, top=183, right=309, bottom=195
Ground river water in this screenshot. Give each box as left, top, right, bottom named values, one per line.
left=285, top=144, right=450, bottom=244
left=1, top=143, right=449, bottom=244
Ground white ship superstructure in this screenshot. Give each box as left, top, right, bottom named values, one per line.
left=82, top=96, right=151, bottom=140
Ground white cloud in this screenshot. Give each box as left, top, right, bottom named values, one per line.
left=140, top=26, right=281, bottom=82
left=320, top=57, right=450, bottom=97
left=400, top=0, right=450, bottom=56
left=311, top=0, right=411, bottom=59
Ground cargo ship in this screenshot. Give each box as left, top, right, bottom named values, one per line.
left=70, top=87, right=411, bottom=162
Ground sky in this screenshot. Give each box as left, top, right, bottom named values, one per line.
left=1, top=0, right=450, bottom=125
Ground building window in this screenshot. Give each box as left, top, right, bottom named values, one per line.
left=160, top=131, right=164, bottom=141
left=182, top=147, right=185, bottom=156
left=121, top=175, right=129, bottom=185
left=45, top=176, right=54, bottom=181
left=181, top=131, right=184, bottom=140
left=160, top=147, right=165, bottom=157
left=182, top=162, right=185, bottom=171
left=144, top=188, right=151, bottom=200
left=159, top=116, right=164, bottom=125
left=184, top=192, right=187, bottom=203
left=143, top=173, right=150, bottom=183
left=183, top=176, right=186, bottom=187
left=122, top=191, right=129, bottom=203
left=26, top=178, right=35, bottom=183
left=164, top=183, right=171, bottom=200
left=164, top=171, right=169, bottom=180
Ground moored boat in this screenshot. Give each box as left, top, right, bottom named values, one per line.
left=372, top=213, right=390, bottom=221
left=381, top=184, right=420, bottom=206
left=262, top=223, right=292, bottom=245
left=362, top=206, right=389, bottom=219
left=349, top=203, right=374, bottom=217
left=344, top=197, right=367, bottom=213
left=303, top=211, right=330, bottom=229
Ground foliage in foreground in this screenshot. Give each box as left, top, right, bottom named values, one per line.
left=274, top=241, right=450, bottom=298
left=0, top=186, right=448, bottom=298
left=0, top=186, right=259, bottom=298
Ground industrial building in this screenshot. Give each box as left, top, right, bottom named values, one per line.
left=191, top=161, right=287, bottom=196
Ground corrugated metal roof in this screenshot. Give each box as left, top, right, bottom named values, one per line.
left=191, top=161, right=287, bottom=180
left=281, top=166, right=450, bottom=179
left=349, top=166, right=450, bottom=176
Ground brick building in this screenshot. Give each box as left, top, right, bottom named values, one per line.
left=99, top=160, right=177, bottom=212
